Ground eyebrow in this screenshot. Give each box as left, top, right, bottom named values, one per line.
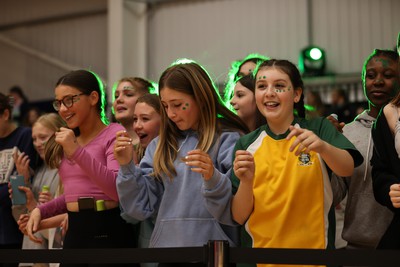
left=161, top=98, right=184, bottom=103
left=122, top=86, right=135, bottom=90
left=55, top=94, right=79, bottom=100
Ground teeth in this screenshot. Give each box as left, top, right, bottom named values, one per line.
left=266, top=102, right=278, bottom=107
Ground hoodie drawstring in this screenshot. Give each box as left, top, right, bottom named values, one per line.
left=363, top=130, right=372, bottom=182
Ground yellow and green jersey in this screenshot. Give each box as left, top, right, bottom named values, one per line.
left=231, top=117, right=363, bottom=267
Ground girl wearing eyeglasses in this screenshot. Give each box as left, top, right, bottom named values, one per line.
left=26, top=70, right=139, bottom=267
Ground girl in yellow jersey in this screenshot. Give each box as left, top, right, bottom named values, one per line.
left=230, top=59, right=363, bottom=267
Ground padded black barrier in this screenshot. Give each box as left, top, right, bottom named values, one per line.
left=229, top=247, right=399, bottom=266
left=0, top=247, right=205, bottom=264
left=0, top=245, right=399, bottom=266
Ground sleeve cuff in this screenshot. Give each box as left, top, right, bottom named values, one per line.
left=203, top=169, right=222, bottom=190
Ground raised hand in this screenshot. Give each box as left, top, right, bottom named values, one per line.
left=13, top=151, right=31, bottom=182
left=38, top=190, right=53, bottom=204
left=389, top=184, right=400, bottom=208
left=54, top=127, right=79, bottom=157
left=114, top=130, right=134, bottom=166
left=287, top=125, right=327, bottom=156
left=233, top=150, right=255, bottom=183
left=182, top=149, right=215, bottom=181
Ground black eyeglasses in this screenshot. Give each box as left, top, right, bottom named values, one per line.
left=52, top=93, right=85, bottom=111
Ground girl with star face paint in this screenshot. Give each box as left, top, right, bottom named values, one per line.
left=112, top=77, right=156, bottom=166
left=230, top=59, right=363, bottom=267
left=223, top=53, right=269, bottom=110
left=115, top=59, right=248, bottom=267
left=112, top=77, right=156, bottom=144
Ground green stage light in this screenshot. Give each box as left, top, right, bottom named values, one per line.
left=299, top=45, right=326, bottom=77
left=309, top=48, right=322, bottom=60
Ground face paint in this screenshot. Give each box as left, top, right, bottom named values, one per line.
left=274, top=86, right=291, bottom=93
left=375, top=58, right=390, bottom=68
left=122, top=86, right=135, bottom=90
left=182, top=103, right=189, bottom=110
left=258, top=75, right=267, bottom=80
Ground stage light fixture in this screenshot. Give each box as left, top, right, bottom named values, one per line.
left=299, top=45, right=326, bottom=77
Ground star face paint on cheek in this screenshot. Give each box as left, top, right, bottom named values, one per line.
left=182, top=103, right=189, bottom=110
left=274, top=86, right=290, bottom=93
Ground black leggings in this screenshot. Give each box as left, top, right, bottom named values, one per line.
left=62, top=208, right=139, bottom=267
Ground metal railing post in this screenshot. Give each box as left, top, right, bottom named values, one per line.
left=207, top=240, right=229, bottom=267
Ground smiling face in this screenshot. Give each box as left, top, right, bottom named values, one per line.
left=160, top=87, right=200, bottom=131
left=54, top=85, right=92, bottom=129
left=32, top=122, right=55, bottom=159
left=133, top=102, right=161, bottom=149
left=230, top=81, right=257, bottom=121
left=255, top=67, right=302, bottom=134
left=364, top=55, right=400, bottom=116
left=113, top=81, right=143, bottom=126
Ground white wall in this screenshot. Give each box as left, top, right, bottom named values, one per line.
left=0, top=0, right=107, bottom=101
left=0, top=0, right=399, bottom=103
left=147, top=0, right=400, bottom=85
left=312, top=0, right=399, bottom=74
left=147, top=0, right=309, bottom=84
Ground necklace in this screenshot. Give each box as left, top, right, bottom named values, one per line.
left=177, top=134, right=190, bottom=152
left=177, top=132, right=200, bottom=154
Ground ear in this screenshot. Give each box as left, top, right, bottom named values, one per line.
left=2, top=109, right=10, bottom=121
left=294, top=87, right=303, bottom=103
left=89, top=91, right=100, bottom=107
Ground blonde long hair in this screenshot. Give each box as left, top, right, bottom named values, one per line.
left=153, top=60, right=248, bottom=180
left=38, top=113, right=66, bottom=169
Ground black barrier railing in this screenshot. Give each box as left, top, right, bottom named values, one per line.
left=0, top=241, right=399, bottom=266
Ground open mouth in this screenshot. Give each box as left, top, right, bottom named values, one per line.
left=138, top=133, right=148, bottom=141
left=265, top=102, right=279, bottom=108
left=64, top=113, right=74, bottom=121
